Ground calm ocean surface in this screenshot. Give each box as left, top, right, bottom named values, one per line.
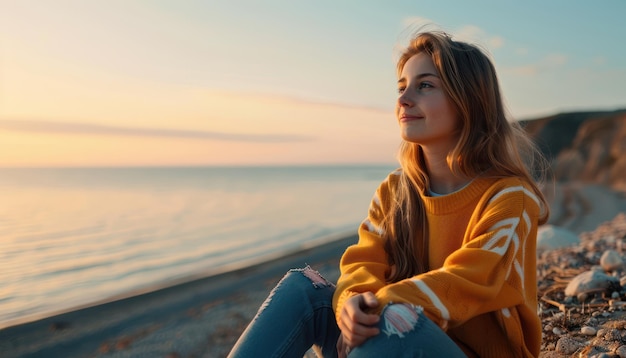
left=0, top=165, right=395, bottom=329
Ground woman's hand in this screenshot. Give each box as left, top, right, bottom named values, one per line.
left=336, top=334, right=350, bottom=358
left=338, top=292, right=380, bottom=349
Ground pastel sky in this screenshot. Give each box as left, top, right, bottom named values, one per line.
left=1, top=0, right=624, bottom=167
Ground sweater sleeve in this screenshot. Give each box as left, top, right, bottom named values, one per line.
left=374, top=181, right=541, bottom=330
left=332, top=171, right=398, bottom=320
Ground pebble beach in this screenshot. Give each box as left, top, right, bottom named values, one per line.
left=538, top=213, right=626, bottom=357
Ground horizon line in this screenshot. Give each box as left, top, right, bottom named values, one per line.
left=0, top=162, right=399, bottom=170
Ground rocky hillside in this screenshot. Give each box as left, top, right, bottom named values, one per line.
left=519, top=109, right=626, bottom=233
left=521, top=109, right=626, bottom=192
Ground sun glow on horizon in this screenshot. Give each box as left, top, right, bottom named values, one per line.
left=1, top=1, right=624, bottom=167
left=0, top=88, right=398, bottom=167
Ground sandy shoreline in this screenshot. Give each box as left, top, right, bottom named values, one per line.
left=3, top=181, right=626, bottom=358
left=0, top=233, right=356, bottom=358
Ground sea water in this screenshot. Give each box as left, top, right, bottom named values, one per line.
left=0, top=165, right=394, bottom=329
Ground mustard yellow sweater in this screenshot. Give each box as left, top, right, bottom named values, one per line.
left=333, top=170, right=542, bottom=358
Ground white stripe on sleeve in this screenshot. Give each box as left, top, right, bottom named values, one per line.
left=411, top=279, right=450, bottom=321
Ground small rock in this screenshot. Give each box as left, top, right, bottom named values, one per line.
left=610, top=300, right=626, bottom=309
left=586, top=317, right=599, bottom=326
left=615, top=345, right=626, bottom=358
left=603, top=328, right=622, bottom=341
left=555, top=337, right=580, bottom=354
left=578, top=292, right=589, bottom=302
left=553, top=327, right=564, bottom=335
left=601, top=250, right=624, bottom=271
left=613, top=291, right=622, bottom=299
left=565, top=269, right=620, bottom=296
left=581, top=326, right=597, bottom=335
left=580, top=345, right=611, bottom=358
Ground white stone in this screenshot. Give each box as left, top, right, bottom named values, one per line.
left=581, top=326, right=597, bottom=335
left=564, top=269, right=620, bottom=297
left=601, top=250, right=624, bottom=272
left=537, top=225, right=580, bottom=253
left=615, top=345, right=626, bottom=358
left=555, top=337, right=580, bottom=354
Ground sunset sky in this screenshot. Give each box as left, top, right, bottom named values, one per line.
left=1, top=0, right=625, bottom=167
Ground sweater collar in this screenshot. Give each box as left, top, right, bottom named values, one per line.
left=421, top=177, right=498, bottom=215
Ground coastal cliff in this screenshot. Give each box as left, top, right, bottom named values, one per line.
left=522, top=109, right=626, bottom=192
left=520, top=109, right=626, bottom=234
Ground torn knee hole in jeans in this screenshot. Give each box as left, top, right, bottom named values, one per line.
left=382, top=303, right=424, bottom=338
left=293, top=265, right=335, bottom=289
left=254, top=265, right=333, bottom=319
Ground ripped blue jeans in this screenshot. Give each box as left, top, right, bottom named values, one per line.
left=228, top=266, right=467, bottom=358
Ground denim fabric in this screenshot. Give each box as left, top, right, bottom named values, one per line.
left=228, top=267, right=467, bottom=358
left=228, top=267, right=340, bottom=358
left=349, top=304, right=467, bottom=358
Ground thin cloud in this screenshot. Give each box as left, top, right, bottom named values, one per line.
left=279, top=95, right=391, bottom=114
left=454, top=25, right=505, bottom=49
left=397, top=20, right=505, bottom=52
left=204, top=89, right=393, bottom=114
left=515, top=47, right=529, bottom=56
left=506, top=65, right=539, bottom=76
left=545, top=53, right=568, bottom=66
left=0, top=119, right=312, bottom=143
left=503, top=53, right=569, bottom=77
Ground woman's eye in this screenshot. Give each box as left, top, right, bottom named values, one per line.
left=398, top=82, right=432, bottom=94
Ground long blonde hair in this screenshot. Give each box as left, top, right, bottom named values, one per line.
left=383, top=31, right=550, bottom=283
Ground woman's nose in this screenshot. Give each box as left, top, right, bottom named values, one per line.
left=398, top=92, right=414, bottom=107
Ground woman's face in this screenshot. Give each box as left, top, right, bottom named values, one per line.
left=395, top=52, right=461, bottom=150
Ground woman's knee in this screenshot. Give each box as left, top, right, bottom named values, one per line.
left=349, top=303, right=466, bottom=358
left=264, top=266, right=335, bottom=305
left=293, top=265, right=335, bottom=288
left=276, top=265, right=335, bottom=291
left=378, top=303, right=424, bottom=338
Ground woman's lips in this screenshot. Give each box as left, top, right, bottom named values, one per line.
left=400, top=115, right=423, bottom=122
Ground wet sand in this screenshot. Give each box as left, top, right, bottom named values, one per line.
left=0, top=235, right=356, bottom=358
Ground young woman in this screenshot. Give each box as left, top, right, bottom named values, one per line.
left=228, top=30, right=549, bottom=358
